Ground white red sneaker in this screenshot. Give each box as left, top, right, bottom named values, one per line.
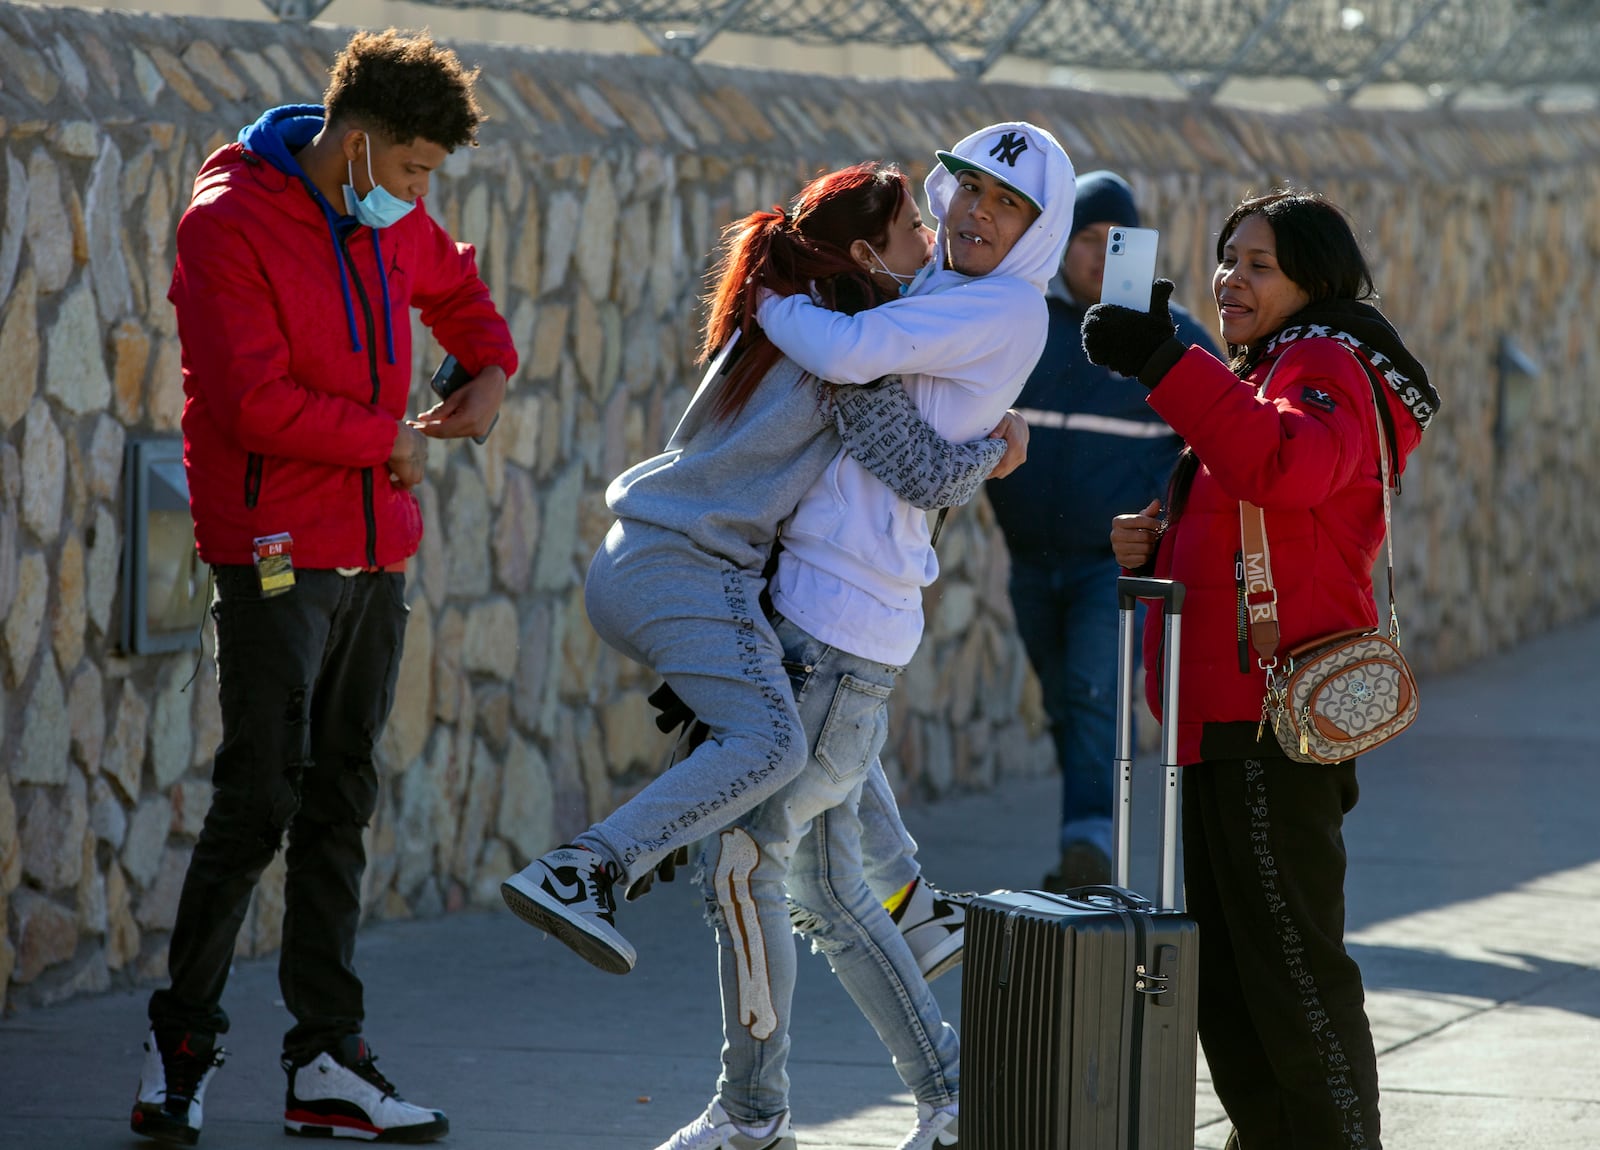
left=501, top=845, right=636, bottom=974
left=890, top=877, right=971, bottom=982
left=895, top=1101, right=959, bottom=1150
left=131, top=1028, right=225, bottom=1146
left=283, top=1036, right=447, bottom=1142
left=653, top=1099, right=797, bottom=1150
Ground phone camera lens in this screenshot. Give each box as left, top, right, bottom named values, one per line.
left=1110, top=243, right=1123, bottom=254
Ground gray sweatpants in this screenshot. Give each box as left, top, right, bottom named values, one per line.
left=577, top=520, right=809, bottom=886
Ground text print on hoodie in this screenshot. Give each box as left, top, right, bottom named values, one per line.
left=756, top=121, right=1077, bottom=665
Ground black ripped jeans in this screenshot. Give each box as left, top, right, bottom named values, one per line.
left=147, top=565, right=409, bottom=1064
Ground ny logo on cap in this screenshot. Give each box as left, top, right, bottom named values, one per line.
left=989, top=131, right=1029, bottom=167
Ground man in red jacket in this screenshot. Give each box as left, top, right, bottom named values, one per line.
left=131, top=30, right=517, bottom=1147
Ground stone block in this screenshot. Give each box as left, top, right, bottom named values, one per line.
left=25, top=148, right=72, bottom=294
left=53, top=531, right=85, bottom=673
left=433, top=606, right=465, bottom=724
left=472, top=839, right=513, bottom=907
left=450, top=737, right=500, bottom=884
left=86, top=505, right=120, bottom=639
left=44, top=282, right=112, bottom=414
left=540, top=190, right=581, bottom=296
left=393, top=736, right=447, bottom=899
left=170, top=780, right=212, bottom=838
left=20, top=399, right=64, bottom=542
left=496, top=731, right=555, bottom=865
left=11, top=890, right=77, bottom=984
left=532, top=465, right=583, bottom=592
left=134, top=847, right=191, bottom=931
left=181, top=41, right=247, bottom=102
left=461, top=598, right=519, bottom=679
left=102, top=681, right=150, bottom=801
left=85, top=414, right=125, bottom=500
left=474, top=684, right=511, bottom=752
left=1, top=150, right=28, bottom=311
left=78, top=856, right=107, bottom=936
left=575, top=161, right=618, bottom=303
left=0, top=777, right=18, bottom=893
left=445, top=462, right=491, bottom=598
left=191, top=660, right=220, bottom=768
left=0, top=267, right=38, bottom=431
left=121, top=795, right=170, bottom=889
left=492, top=468, right=538, bottom=596
left=105, top=862, right=139, bottom=970
left=149, top=663, right=194, bottom=788
left=379, top=594, right=433, bottom=775
left=13, top=649, right=68, bottom=784
left=109, top=319, right=150, bottom=425
left=89, top=776, right=127, bottom=850
left=19, top=767, right=87, bottom=890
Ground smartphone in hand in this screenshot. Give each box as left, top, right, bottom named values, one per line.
left=1101, top=226, right=1161, bottom=312
left=429, top=354, right=497, bottom=445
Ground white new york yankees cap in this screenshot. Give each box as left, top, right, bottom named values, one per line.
left=935, top=123, right=1050, bottom=213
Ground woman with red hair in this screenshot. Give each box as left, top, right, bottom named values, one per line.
left=501, top=160, right=1020, bottom=974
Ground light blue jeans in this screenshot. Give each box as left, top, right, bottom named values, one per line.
left=578, top=521, right=810, bottom=887
left=701, top=615, right=960, bottom=1125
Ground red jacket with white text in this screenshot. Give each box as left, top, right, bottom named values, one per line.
left=172, top=105, right=518, bottom=570
left=1138, top=311, right=1434, bottom=765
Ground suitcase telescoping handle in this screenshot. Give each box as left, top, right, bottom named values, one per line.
left=1114, top=577, right=1185, bottom=912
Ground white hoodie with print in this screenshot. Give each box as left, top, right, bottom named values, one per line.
left=757, top=121, right=1077, bottom=665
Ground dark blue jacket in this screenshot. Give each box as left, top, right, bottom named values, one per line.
left=986, top=279, right=1220, bottom=564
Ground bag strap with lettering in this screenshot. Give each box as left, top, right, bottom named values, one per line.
left=1240, top=343, right=1401, bottom=670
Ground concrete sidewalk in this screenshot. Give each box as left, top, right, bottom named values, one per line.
left=2, top=613, right=1596, bottom=1149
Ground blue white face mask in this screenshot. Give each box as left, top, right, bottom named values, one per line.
left=342, top=132, right=415, bottom=230
left=864, top=242, right=936, bottom=297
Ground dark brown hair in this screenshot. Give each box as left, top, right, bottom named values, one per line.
left=1167, top=189, right=1377, bottom=525
left=324, top=29, right=484, bottom=151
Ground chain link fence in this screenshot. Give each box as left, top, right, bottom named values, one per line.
left=261, top=0, right=1600, bottom=99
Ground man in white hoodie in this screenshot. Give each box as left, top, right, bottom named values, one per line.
left=758, top=122, right=1074, bottom=664
left=650, top=123, right=1075, bottom=1150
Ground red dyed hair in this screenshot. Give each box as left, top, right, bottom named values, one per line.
left=697, top=162, right=912, bottom=422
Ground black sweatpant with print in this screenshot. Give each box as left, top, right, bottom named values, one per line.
left=148, top=566, right=409, bottom=1064
left=1183, top=758, right=1382, bottom=1150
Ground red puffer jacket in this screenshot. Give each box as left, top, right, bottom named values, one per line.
left=173, top=107, right=517, bottom=570
left=1140, top=333, right=1425, bottom=764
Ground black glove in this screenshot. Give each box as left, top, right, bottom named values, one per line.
left=1081, top=279, right=1184, bottom=386
left=646, top=681, right=696, bottom=734
left=625, top=845, right=691, bottom=902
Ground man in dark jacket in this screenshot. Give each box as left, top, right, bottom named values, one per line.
left=985, top=171, right=1218, bottom=890
left=131, top=30, right=517, bottom=1147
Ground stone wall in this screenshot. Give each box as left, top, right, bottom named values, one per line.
left=2, top=0, right=1597, bottom=1009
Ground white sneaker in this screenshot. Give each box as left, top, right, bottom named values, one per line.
left=283, top=1036, right=447, bottom=1142
left=653, top=1100, right=797, bottom=1150
left=131, top=1028, right=225, bottom=1145
left=891, top=877, right=971, bottom=982
left=895, top=1101, right=959, bottom=1150
left=502, top=845, right=637, bottom=974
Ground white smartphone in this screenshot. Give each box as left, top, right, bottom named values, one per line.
left=1101, top=226, right=1161, bottom=312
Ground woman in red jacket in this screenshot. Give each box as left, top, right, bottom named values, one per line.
left=1082, top=189, right=1438, bottom=1150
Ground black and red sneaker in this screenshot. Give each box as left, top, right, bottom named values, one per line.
left=283, top=1035, right=448, bottom=1143
left=131, top=1028, right=225, bottom=1145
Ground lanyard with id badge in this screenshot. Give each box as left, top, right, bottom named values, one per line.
left=254, top=532, right=295, bottom=597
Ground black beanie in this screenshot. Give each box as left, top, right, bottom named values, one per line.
left=1071, top=170, right=1139, bottom=236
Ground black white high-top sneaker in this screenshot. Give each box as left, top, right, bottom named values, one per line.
left=283, top=1036, right=447, bottom=1143
left=890, top=878, right=973, bottom=982
left=501, top=844, right=636, bottom=973
left=131, top=1028, right=225, bottom=1146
